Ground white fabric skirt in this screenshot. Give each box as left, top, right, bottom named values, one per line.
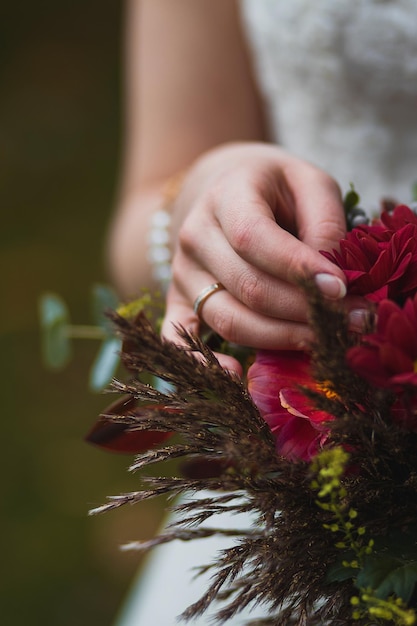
left=113, top=493, right=270, bottom=625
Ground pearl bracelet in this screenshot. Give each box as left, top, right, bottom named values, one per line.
left=147, top=208, right=172, bottom=292
left=147, top=171, right=186, bottom=293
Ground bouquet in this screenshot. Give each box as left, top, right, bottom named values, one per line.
left=87, top=196, right=417, bottom=625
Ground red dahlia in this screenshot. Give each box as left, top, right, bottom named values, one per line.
left=347, top=294, right=417, bottom=391
left=322, top=205, right=417, bottom=303
left=247, top=350, right=333, bottom=461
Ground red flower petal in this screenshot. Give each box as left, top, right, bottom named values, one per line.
left=85, top=395, right=172, bottom=454
left=275, top=416, right=326, bottom=462
left=347, top=294, right=417, bottom=400
left=322, top=206, right=417, bottom=304
left=247, top=350, right=333, bottom=461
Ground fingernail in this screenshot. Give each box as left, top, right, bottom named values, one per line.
left=314, top=273, right=347, bottom=299
left=348, top=309, right=369, bottom=332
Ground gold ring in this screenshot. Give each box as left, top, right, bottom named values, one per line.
left=193, top=282, right=225, bottom=318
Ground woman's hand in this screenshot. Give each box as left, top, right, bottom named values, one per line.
left=162, top=142, right=356, bottom=373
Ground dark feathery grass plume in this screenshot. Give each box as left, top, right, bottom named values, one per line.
left=89, top=297, right=417, bottom=624
left=88, top=202, right=417, bottom=625
left=88, top=310, right=360, bottom=624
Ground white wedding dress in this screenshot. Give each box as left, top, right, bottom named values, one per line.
left=114, top=2, right=417, bottom=624
left=241, top=0, right=417, bottom=211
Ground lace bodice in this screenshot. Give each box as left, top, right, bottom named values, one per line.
left=240, top=0, right=417, bottom=212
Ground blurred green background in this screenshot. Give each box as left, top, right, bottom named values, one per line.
left=1, top=3, right=162, bottom=624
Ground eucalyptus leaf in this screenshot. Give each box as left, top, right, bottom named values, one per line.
left=326, top=555, right=358, bottom=583
left=357, top=556, right=399, bottom=591
left=89, top=336, right=121, bottom=391
left=39, top=293, right=71, bottom=369
left=357, top=556, right=417, bottom=603
left=91, top=283, right=119, bottom=334
left=376, top=561, right=417, bottom=603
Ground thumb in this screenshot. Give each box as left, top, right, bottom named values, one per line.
left=291, top=171, right=346, bottom=253
left=291, top=175, right=348, bottom=300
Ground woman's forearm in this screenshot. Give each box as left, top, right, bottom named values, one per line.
left=108, top=0, right=266, bottom=297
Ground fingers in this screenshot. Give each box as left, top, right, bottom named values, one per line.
left=173, top=235, right=310, bottom=322
left=159, top=143, right=352, bottom=362
left=161, top=288, right=244, bottom=376
left=197, top=213, right=347, bottom=306
left=228, top=215, right=347, bottom=299
left=162, top=278, right=314, bottom=353
left=282, top=161, right=347, bottom=253
left=162, top=238, right=315, bottom=361
left=210, top=172, right=348, bottom=296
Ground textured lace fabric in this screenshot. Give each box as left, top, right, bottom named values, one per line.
left=240, top=0, right=417, bottom=211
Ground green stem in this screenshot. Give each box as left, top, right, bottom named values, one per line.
left=65, top=325, right=106, bottom=340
